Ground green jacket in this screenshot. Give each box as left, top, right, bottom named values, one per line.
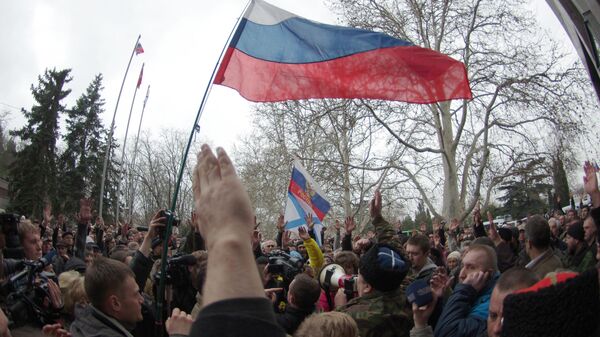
left=564, top=243, right=596, bottom=273
left=337, top=288, right=413, bottom=337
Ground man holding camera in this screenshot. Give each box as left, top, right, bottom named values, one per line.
left=335, top=191, right=412, bottom=337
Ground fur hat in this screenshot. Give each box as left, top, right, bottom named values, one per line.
left=502, top=270, right=600, bottom=337
left=359, top=244, right=408, bottom=292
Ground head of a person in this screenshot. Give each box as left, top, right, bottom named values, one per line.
left=458, top=244, right=498, bottom=284
left=296, top=241, right=307, bottom=257
left=62, top=232, right=74, bottom=247
left=583, top=216, right=597, bottom=244
left=85, top=257, right=143, bottom=324
left=294, top=311, right=359, bottom=337
left=58, top=270, right=89, bottom=315
left=524, top=215, right=551, bottom=256
left=357, top=244, right=408, bottom=296
left=261, top=239, right=277, bottom=255
left=287, top=273, right=320, bottom=311
left=487, top=268, right=539, bottom=337
left=565, top=221, right=586, bottom=255
left=547, top=218, right=559, bottom=237
left=406, top=234, right=430, bottom=270
left=18, top=219, right=42, bottom=260
left=580, top=206, right=590, bottom=219
left=447, top=251, right=461, bottom=271
left=42, top=238, right=53, bottom=254
left=334, top=251, right=359, bottom=275
left=566, top=209, right=577, bottom=222
left=105, top=235, right=116, bottom=252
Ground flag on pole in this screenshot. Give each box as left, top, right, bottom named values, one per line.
left=137, top=63, right=144, bottom=89
left=214, top=0, right=472, bottom=103
left=284, top=160, right=331, bottom=246
left=135, top=42, right=145, bottom=55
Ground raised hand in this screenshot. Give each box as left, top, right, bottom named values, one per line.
left=251, top=229, right=262, bottom=251
left=192, top=145, right=254, bottom=247
left=344, top=216, right=356, bottom=234
left=369, top=190, right=382, bottom=218
left=43, top=202, right=53, bottom=225
left=165, top=308, right=194, bottom=336
left=304, top=213, right=314, bottom=230
left=276, top=214, right=285, bottom=232
left=584, top=161, right=600, bottom=207
left=282, top=230, right=292, bottom=249
left=473, top=201, right=482, bottom=224
left=77, top=198, right=93, bottom=224
left=298, top=226, right=310, bottom=241
left=430, top=267, right=453, bottom=299
left=462, top=271, right=489, bottom=292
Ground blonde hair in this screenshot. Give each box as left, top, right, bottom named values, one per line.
left=58, top=271, right=88, bottom=315
left=294, top=312, right=359, bottom=337
left=17, top=219, right=39, bottom=242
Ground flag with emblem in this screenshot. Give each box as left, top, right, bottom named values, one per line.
left=284, top=160, right=330, bottom=246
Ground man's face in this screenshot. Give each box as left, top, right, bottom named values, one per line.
left=406, top=243, right=427, bottom=270
left=63, top=234, right=74, bottom=247
left=262, top=240, right=276, bottom=254
left=459, top=250, right=488, bottom=283
left=419, top=223, right=426, bottom=232
left=565, top=235, right=578, bottom=254
left=487, top=287, right=511, bottom=337
left=297, top=244, right=306, bottom=255
left=583, top=218, right=597, bottom=243
left=115, top=276, right=144, bottom=324
left=23, top=232, right=42, bottom=260
left=549, top=222, right=558, bottom=237
left=58, top=246, right=67, bottom=257
left=42, top=241, right=52, bottom=254
left=581, top=208, right=589, bottom=219
left=566, top=211, right=576, bottom=222
left=518, top=230, right=525, bottom=242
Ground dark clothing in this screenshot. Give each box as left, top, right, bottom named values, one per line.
left=434, top=275, right=498, bottom=337
left=190, top=297, right=285, bottom=337
left=472, top=222, right=487, bottom=238
left=70, top=305, right=133, bottom=337
left=495, top=241, right=516, bottom=272
left=275, top=305, right=314, bottom=335
left=342, top=233, right=353, bottom=251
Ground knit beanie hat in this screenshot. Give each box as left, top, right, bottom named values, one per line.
left=502, top=270, right=600, bottom=337
left=359, top=244, right=409, bottom=292
left=566, top=222, right=585, bottom=242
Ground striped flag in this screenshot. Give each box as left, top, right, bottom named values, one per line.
left=135, top=42, right=144, bottom=55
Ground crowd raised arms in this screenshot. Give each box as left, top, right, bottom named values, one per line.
left=0, top=146, right=598, bottom=337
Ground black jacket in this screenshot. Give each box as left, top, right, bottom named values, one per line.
left=275, top=305, right=314, bottom=335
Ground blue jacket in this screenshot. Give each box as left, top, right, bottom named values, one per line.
left=434, top=274, right=499, bottom=337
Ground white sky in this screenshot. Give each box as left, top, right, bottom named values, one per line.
left=0, top=0, right=581, bottom=160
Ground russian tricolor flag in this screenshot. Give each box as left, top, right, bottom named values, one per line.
left=284, top=160, right=330, bottom=246
left=214, top=0, right=472, bottom=103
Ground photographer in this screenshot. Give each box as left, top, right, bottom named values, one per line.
left=2, top=219, right=63, bottom=336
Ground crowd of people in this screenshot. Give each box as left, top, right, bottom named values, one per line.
left=0, top=145, right=599, bottom=337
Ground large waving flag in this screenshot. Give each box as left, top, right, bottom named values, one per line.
left=284, top=160, right=331, bottom=246
left=214, top=0, right=472, bottom=103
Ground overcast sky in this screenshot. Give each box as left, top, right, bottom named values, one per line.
left=0, top=0, right=578, bottom=159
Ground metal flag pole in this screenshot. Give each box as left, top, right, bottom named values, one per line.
left=98, top=35, right=142, bottom=219
left=115, top=63, right=144, bottom=223
left=154, top=0, right=252, bottom=332
left=127, top=84, right=150, bottom=223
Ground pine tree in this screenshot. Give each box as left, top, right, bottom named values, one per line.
left=58, top=74, right=106, bottom=215
left=9, top=68, right=72, bottom=217
left=498, top=159, right=552, bottom=219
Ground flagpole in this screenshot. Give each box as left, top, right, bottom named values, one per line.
left=127, top=85, right=150, bottom=223
left=154, top=1, right=252, bottom=331
left=98, top=35, right=141, bottom=220
left=115, top=63, right=144, bottom=223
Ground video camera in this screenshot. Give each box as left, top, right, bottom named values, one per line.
left=1, top=257, right=59, bottom=328
left=267, top=250, right=304, bottom=284
left=153, top=253, right=196, bottom=289
left=0, top=213, right=23, bottom=259
left=137, top=210, right=180, bottom=239
left=318, top=263, right=358, bottom=301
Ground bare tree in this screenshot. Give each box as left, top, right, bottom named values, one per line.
left=323, top=0, right=596, bottom=221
